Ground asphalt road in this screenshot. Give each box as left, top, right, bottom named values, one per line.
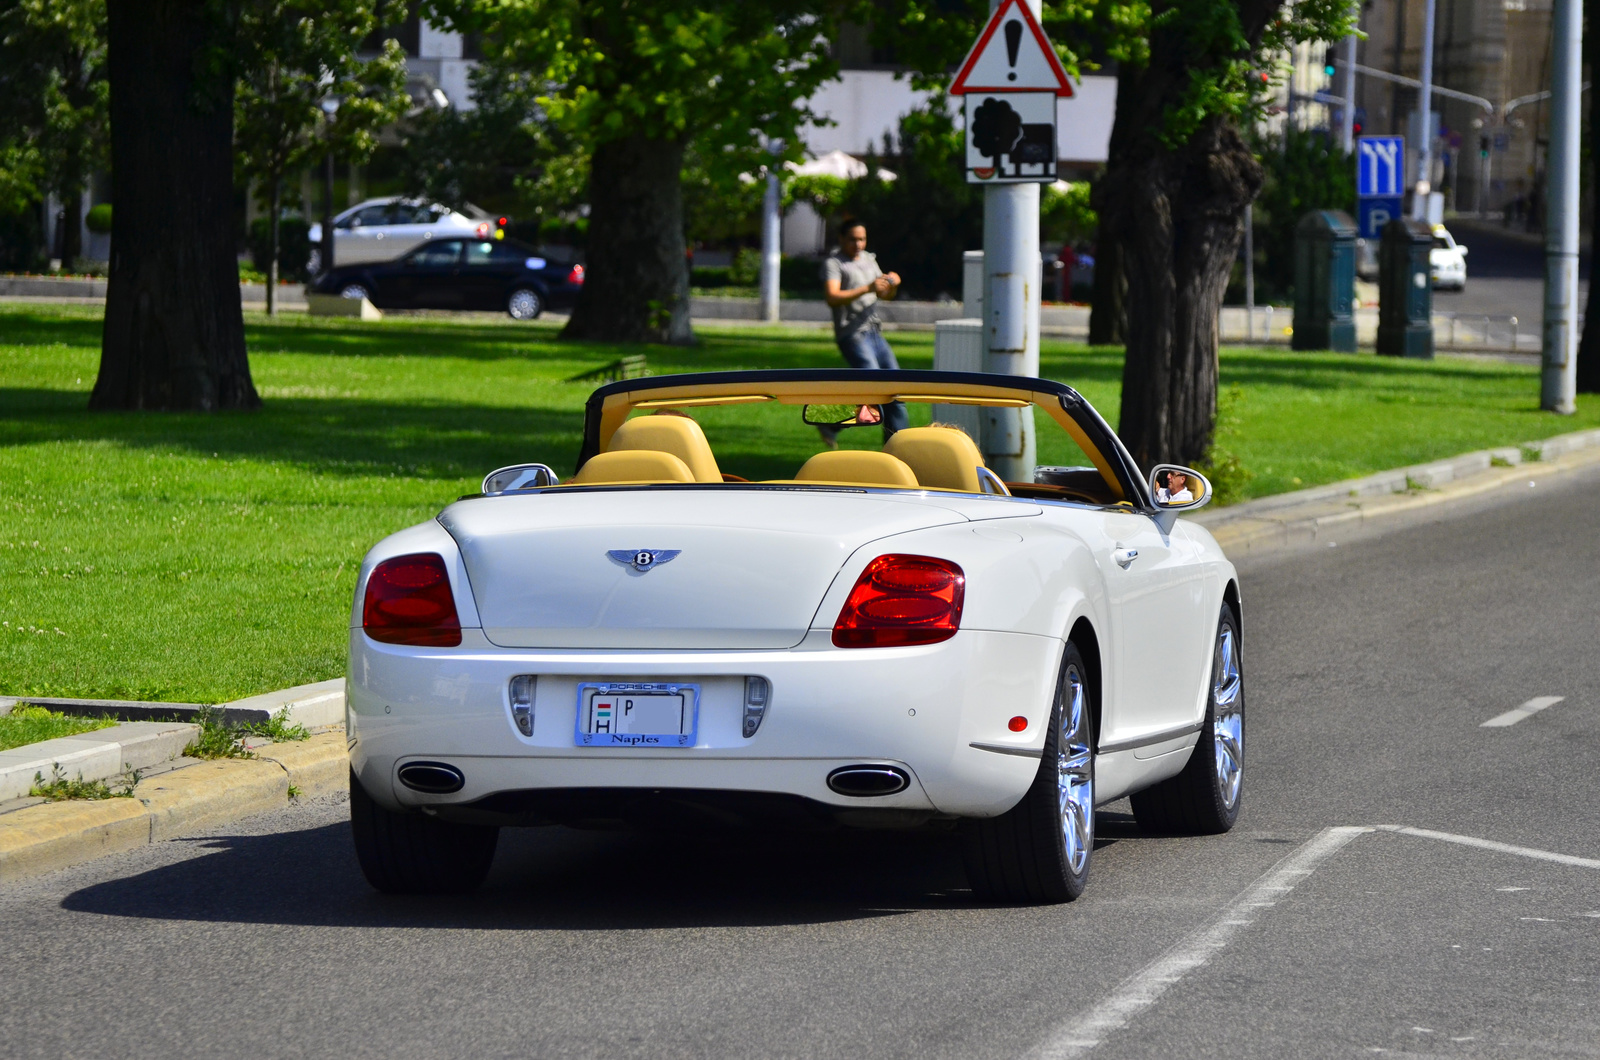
left=1434, top=219, right=1590, bottom=329
left=4, top=467, right=1598, bottom=1060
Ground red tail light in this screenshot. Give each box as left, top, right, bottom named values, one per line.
left=567, top=264, right=585, bottom=284
left=833, top=555, right=964, bottom=648
left=362, top=553, right=462, bottom=646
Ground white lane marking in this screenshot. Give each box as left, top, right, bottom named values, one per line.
left=1374, top=825, right=1600, bottom=869
left=1481, top=696, right=1564, bottom=728
left=1028, top=826, right=1369, bottom=1060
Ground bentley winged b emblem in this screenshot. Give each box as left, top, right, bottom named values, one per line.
left=608, top=549, right=681, bottom=573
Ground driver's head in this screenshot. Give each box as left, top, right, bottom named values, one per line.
left=838, top=221, right=866, bottom=257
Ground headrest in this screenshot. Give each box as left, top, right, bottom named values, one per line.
left=794, top=450, right=920, bottom=488
left=571, top=449, right=695, bottom=485
left=608, top=414, right=722, bottom=483
left=884, top=427, right=986, bottom=493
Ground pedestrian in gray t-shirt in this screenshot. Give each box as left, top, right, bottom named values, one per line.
left=819, top=221, right=908, bottom=445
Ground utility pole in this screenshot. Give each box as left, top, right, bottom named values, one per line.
left=980, top=0, right=1043, bottom=482
left=1244, top=205, right=1255, bottom=340
left=1412, top=0, right=1437, bottom=219
left=758, top=155, right=781, bottom=324
left=1339, top=24, right=1358, bottom=153
left=1541, top=0, right=1581, bottom=413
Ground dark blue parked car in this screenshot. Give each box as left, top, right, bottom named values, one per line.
left=311, top=237, right=584, bottom=319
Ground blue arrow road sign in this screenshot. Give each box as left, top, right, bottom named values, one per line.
left=1357, top=196, right=1404, bottom=240
left=1357, top=136, right=1405, bottom=197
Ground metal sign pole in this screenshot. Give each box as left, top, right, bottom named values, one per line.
left=1412, top=0, right=1437, bottom=218
left=1540, top=0, right=1581, bottom=413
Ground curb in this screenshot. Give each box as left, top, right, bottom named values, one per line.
left=4, top=678, right=346, bottom=731
left=0, top=731, right=348, bottom=884
left=0, top=721, right=197, bottom=802
left=1195, top=426, right=1600, bottom=555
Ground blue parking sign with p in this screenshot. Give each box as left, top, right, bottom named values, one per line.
left=1357, top=136, right=1405, bottom=197
left=1358, top=197, right=1404, bottom=240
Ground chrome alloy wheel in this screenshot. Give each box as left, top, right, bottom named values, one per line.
left=1057, top=666, right=1094, bottom=876
left=507, top=288, right=542, bottom=320
left=339, top=284, right=370, bottom=301
left=1212, top=624, right=1244, bottom=810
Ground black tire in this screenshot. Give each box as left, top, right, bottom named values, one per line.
left=1130, top=603, right=1244, bottom=835
left=961, top=642, right=1095, bottom=903
left=349, top=769, right=499, bottom=894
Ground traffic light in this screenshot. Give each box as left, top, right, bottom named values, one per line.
left=1479, top=135, right=1490, bottom=159
left=1323, top=47, right=1337, bottom=78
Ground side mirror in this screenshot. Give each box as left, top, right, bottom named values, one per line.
left=802, top=403, right=882, bottom=428
left=1148, top=464, right=1211, bottom=514
left=1458, top=245, right=1469, bottom=256
left=482, top=463, right=559, bottom=493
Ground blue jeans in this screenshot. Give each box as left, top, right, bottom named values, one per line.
left=826, top=328, right=909, bottom=442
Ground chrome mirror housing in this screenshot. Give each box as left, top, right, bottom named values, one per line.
left=482, top=463, right=559, bottom=494
left=1148, top=464, right=1212, bottom=521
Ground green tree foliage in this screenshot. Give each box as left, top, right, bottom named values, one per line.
left=0, top=0, right=107, bottom=266
left=423, top=0, right=858, bottom=343
left=1251, top=128, right=1355, bottom=302
left=1040, top=180, right=1096, bottom=246
left=842, top=101, right=981, bottom=300
left=233, top=0, right=409, bottom=311
left=398, top=59, right=588, bottom=227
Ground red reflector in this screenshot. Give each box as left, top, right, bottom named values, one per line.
left=1008, top=716, right=1028, bottom=732
left=362, top=553, right=462, bottom=647
left=568, top=264, right=585, bottom=284
left=833, top=555, right=964, bottom=648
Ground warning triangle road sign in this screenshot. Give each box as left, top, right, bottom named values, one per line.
left=949, top=0, right=1073, bottom=97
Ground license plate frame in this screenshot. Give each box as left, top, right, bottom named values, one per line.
left=575, top=682, right=699, bottom=748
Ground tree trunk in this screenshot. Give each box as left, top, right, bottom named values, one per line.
left=1109, top=117, right=1262, bottom=468
left=561, top=134, right=693, bottom=345
left=1087, top=221, right=1125, bottom=346
left=92, top=0, right=257, bottom=412
left=267, top=178, right=280, bottom=316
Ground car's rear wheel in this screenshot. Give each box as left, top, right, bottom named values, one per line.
left=339, top=283, right=371, bottom=301
left=349, top=769, right=499, bottom=894
left=1130, top=603, right=1244, bottom=835
left=961, top=642, right=1094, bottom=903
left=507, top=287, right=543, bottom=320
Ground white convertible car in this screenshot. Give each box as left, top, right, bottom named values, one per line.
left=346, top=369, right=1244, bottom=902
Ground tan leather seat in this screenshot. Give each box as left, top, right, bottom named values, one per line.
left=607, top=415, right=722, bottom=483
left=571, top=450, right=695, bottom=484
left=884, top=426, right=987, bottom=493
left=794, top=450, right=920, bottom=488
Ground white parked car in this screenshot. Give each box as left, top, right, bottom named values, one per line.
left=346, top=370, right=1245, bottom=903
left=1431, top=224, right=1468, bottom=290
left=307, top=198, right=490, bottom=271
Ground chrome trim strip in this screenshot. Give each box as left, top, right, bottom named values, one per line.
left=1097, top=722, right=1204, bottom=755
left=970, top=741, right=1043, bottom=759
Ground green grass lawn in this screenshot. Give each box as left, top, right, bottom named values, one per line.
left=0, top=706, right=116, bottom=752
left=3, top=303, right=1596, bottom=704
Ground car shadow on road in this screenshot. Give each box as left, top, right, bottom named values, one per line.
left=60, top=819, right=1000, bottom=930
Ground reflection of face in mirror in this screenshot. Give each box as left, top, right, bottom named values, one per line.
left=801, top=403, right=884, bottom=428
left=1155, top=469, right=1193, bottom=505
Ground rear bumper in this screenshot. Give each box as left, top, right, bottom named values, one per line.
left=347, top=627, right=1061, bottom=820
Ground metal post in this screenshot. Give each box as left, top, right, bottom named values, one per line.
left=1413, top=0, right=1437, bottom=218
left=1340, top=26, right=1357, bottom=153
left=758, top=167, right=781, bottom=323
left=1541, top=0, right=1581, bottom=412
left=979, top=0, right=1041, bottom=482
left=322, top=149, right=335, bottom=274
left=1244, top=204, right=1255, bottom=340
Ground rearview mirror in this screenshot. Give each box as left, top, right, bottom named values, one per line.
left=802, top=403, right=883, bottom=428
left=482, top=463, right=559, bottom=493
left=1148, top=464, right=1211, bottom=511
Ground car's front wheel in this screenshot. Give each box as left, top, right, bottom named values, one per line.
left=1130, top=603, right=1244, bottom=834
left=961, top=641, right=1095, bottom=903
left=349, top=769, right=499, bottom=894
left=507, top=287, right=543, bottom=320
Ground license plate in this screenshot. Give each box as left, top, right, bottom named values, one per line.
left=575, top=682, right=699, bottom=747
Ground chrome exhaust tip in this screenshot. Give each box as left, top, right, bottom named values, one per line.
left=397, top=761, right=466, bottom=794
left=826, top=765, right=910, bottom=798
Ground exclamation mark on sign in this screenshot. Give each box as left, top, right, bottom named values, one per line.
left=1004, top=20, right=1022, bottom=80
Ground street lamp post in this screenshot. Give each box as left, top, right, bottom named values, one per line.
left=1540, top=0, right=1582, bottom=413
left=1412, top=0, right=1437, bottom=219
left=319, top=97, right=340, bottom=276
